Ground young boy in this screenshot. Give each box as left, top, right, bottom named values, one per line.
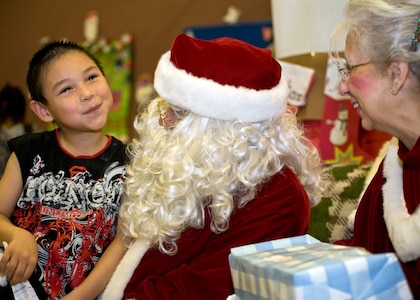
left=0, top=41, right=127, bottom=299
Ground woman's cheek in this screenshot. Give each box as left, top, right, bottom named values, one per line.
left=350, top=76, right=369, bottom=92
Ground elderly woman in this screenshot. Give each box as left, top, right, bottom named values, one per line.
left=330, top=0, right=420, bottom=297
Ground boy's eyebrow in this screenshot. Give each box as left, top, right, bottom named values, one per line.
left=83, top=65, right=100, bottom=74
left=52, top=65, right=99, bottom=91
left=52, top=78, right=70, bottom=92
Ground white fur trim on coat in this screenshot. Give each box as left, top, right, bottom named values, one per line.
left=101, top=240, right=150, bottom=300
left=383, top=137, right=420, bottom=262
left=154, top=52, right=289, bottom=122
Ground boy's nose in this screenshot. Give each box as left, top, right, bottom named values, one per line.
left=80, top=86, right=94, bottom=101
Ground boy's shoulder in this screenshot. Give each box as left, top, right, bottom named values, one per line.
left=10, top=129, right=54, bottom=142
left=8, top=130, right=56, bottom=151
left=108, top=135, right=127, bottom=149
left=107, top=135, right=129, bottom=162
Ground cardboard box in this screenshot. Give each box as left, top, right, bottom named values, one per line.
left=229, top=235, right=413, bottom=300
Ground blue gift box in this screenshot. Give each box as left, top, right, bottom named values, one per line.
left=229, top=235, right=413, bottom=300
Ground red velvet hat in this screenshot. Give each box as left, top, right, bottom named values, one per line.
left=154, top=34, right=289, bottom=122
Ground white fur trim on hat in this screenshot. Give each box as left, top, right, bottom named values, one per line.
left=154, top=52, right=289, bottom=122
left=383, top=137, right=420, bottom=262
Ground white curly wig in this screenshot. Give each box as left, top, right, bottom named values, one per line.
left=120, top=98, right=324, bottom=255
left=117, top=34, right=325, bottom=257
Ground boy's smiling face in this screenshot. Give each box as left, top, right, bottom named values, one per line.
left=38, top=50, right=113, bottom=132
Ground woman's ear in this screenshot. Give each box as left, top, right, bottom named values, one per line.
left=390, top=61, right=410, bottom=94
left=30, top=100, right=54, bottom=123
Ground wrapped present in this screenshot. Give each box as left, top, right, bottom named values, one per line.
left=229, top=235, right=413, bottom=300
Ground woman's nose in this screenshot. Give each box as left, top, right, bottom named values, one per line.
left=338, top=79, right=349, bottom=96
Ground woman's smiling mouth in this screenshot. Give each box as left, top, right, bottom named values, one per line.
left=351, top=100, right=359, bottom=109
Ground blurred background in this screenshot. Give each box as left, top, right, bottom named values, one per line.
left=3, top=0, right=364, bottom=162
left=0, top=0, right=272, bottom=140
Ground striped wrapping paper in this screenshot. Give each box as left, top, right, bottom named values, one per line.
left=229, top=235, right=413, bottom=300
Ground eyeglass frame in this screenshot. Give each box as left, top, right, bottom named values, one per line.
left=337, top=61, right=373, bottom=81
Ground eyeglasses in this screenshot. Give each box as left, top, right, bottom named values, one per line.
left=337, top=61, right=372, bottom=81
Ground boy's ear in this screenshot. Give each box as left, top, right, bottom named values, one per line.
left=30, top=100, right=54, bottom=123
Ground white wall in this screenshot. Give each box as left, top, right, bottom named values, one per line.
left=271, top=0, right=347, bottom=58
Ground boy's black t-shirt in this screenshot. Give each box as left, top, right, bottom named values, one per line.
left=6, top=129, right=127, bottom=299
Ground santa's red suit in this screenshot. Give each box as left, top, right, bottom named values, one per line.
left=108, top=167, right=310, bottom=300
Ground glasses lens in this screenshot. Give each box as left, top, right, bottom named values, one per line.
left=338, top=67, right=348, bottom=80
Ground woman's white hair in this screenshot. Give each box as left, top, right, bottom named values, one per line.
left=329, top=0, right=420, bottom=78
left=120, top=97, right=324, bottom=255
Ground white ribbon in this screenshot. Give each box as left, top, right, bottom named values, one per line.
left=0, top=241, right=39, bottom=299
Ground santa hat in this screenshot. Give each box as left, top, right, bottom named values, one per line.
left=154, top=34, right=289, bottom=122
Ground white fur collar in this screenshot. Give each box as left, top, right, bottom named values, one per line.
left=101, top=240, right=150, bottom=300
left=382, top=137, right=420, bottom=262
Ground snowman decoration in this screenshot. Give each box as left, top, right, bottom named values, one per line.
left=84, top=11, right=99, bottom=44
left=327, top=102, right=348, bottom=146
left=324, top=58, right=350, bottom=146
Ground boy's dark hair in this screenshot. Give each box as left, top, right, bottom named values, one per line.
left=26, top=40, right=104, bottom=104
left=0, top=83, right=26, bottom=124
